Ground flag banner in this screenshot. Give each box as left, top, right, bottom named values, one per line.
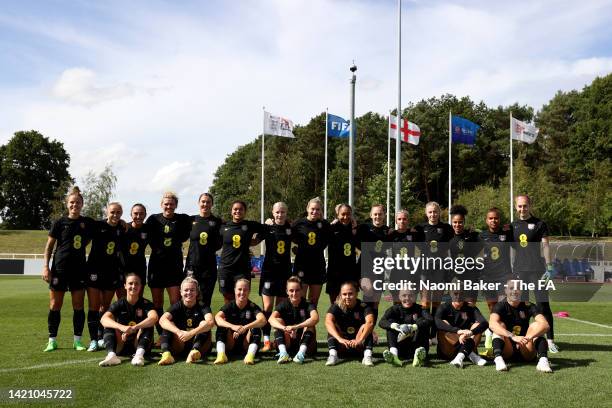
left=327, top=113, right=351, bottom=138
left=511, top=117, right=539, bottom=144
left=264, top=111, right=295, bottom=137
left=389, top=114, right=421, bottom=145
left=451, top=115, right=479, bottom=145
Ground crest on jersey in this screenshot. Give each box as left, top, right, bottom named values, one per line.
left=90, top=274, right=98, bottom=282
left=354, top=312, right=361, bottom=320
left=116, top=229, right=121, bottom=236
left=209, top=221, right=216, bottom=227
left=141, top=233, right=147, bottom=240
left=286, top=229, right=292, bottom=236
left=241, top=225, right=248, bottom=231
left=499, top=235, right=506, bottom=242
left=136, top=308, right=143, bottom=317
left=406, top=236, right=413, bottom=241
left=528, top=224, right=535, bottom=230
left=347, top=326, right=356, bottom=334
left=245, top=310, right=251, bottom=320
left=413, top=314, right=418, bottom=321
left=80, top=222, right=85, bottom=229
left=461, top=312, right=468, bottom=320
left=317, top=222, right=322, bottom=229
left=437, top=228, right=443, bottom=234
left=519, top=311, right=526, bottom=319
left=300, top=309, right=306, bottom=317
left=219, top=279, right=225, bottom=288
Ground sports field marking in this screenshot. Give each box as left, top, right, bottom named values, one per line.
left=555, top=333, right=612, bottom=337
left=0, top=358, right=101, bottom=374
left=563, top=317, right=612, bottom=329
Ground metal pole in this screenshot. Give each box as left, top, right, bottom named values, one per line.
left=510, top=111, right=514, bottom=223
left=349, top=64, right=357, bottom=206
left=448, top=110, right=452, bottom=223
left=261, top=107, right=265, bottom=224
left=387, top=112, right=391, bottom=226
left=394, top=0, right=402, bottom=222
left=324, top=108, right=328, bottom=219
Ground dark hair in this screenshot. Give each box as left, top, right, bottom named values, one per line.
left=131, top=203, right=147, bottom=212
left=486, top=207, right=501, bottom=217
left=450, top=204, right=468, bottom=217
left=231, top=200, right=247, bottom=211
left=124, top=272, right=142, bottom=284
left=198, top=193, right=214, bottom=204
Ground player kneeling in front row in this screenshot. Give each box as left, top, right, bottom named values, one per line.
left=379, top=289, right=432, bottom=367
left=268, top=276, right=319, bottom=364
left=325, top=281, right=375, bottom=367
left=158, top=277, right=215, bottom=365
left=435, top=288, right=488, bottom=368
left=99, top=273, right=158, bottom=366
left=488, top=280, right=552, bottom=373
left=214, top=279, right=266, bottom=365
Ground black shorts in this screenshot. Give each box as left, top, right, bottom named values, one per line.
left=259, top=275, right=287, bottom=297
left=217, top=268, right=250, bottom=295
left=293, top=264, right=326, bottom=285
left=147, top=269, right=184, bottom=289
left=191, top=273, right=216, bottom=306
left=86, top=270, right=122, bottom=291
left=49, top=269, right=86, bottom=292
left=481, top=273, right=511, bottom=301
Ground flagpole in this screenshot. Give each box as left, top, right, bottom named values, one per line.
left=394, top=0, right=402, bottom=224
left=448, top=110, right=452, bottom=223
left=509, top=111, right=514, bottom=223
left=324, top=108, right=329, bottom=220
left=261, top=107, right=265, bottom=225
left=387, top=112, right=391, bottom=226
left=349, top=64, right=357, bottom=206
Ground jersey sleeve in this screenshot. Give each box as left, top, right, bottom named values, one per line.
left=471, top=307, right=489, bottom=335
left=539, top=221, right=549, bottom=239
left=167, top=301, right=182, bottom=316
left=107, top=300, right=122, bottom=317
left=49, top=219, right=62, bottom=239
left=378, top=306, right=397, bottom=329
left=491, top=301, right=505, bottom=316
left=434, top=303, right=458, bottom=333
left=417, top=308, right=434, bottom=329
left=327, top=304, right=340, bottom=316
left=362, top=302, right=374, bottom=317
left=201, top=304, right=213, bottom=316
left=307, top=301, right=317, bottom=314
left=250, top=302, right=263, bottom=315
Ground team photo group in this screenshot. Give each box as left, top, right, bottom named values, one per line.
left=42, top=186, right=558, bottom=373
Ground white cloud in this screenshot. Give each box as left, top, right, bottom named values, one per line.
left=52, top=68, right=135, bottom=106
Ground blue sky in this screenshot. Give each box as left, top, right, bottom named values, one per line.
left=1, top=0, right=611, bottom=217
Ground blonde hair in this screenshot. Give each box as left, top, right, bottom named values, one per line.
left=107, top=202, right=123, bottom=211
left=161, top=191, right=179, bottom=205
left=395, top=209, right=409, bottom=219
left=235, top=278, right=251, bottom=290
left=272, top=201, right=288, bottom=212
left=306, top=197, right=323, bottom=212
left=66, top=186, right=83, bottom=204
left=425, top=201, right=441, bottom=213
left=180, top=276, right=200, bottom=294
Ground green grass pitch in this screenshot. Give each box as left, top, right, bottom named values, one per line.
left=1, top=276, right=611, bottom=407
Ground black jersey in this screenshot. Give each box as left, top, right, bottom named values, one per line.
left=166, top=300, right=212, bottom=331
left=275, top=298, right=316, bottom=325
left=185, top=214, right=222, bottom=276
left=218, top=220, right=265, bottom=274
left=479, top=226, right=513, bottom=279
left=261, top=222, right=293, bottom=278
left=146, top=213, right=191, bottom=273
left=121, top=224, right=150, bottom=275
left=292, top=218, right=332, bottom=273
left=511, top=216, right=549, bottom=273
left=327, top=301, right=373, bottom=336
left=449, top=230, right=482, bottom=259
left=492, top=301, right=541, bottom=337
left=388, top=228, right=422, bottom=258
left=107, top=297, right=154, bottom=326
left=415, top=222, right=454, bottom=258
left=356, top=221, right=389, bottom=254
left=327, top=222, right=358, bottom=276
left=49, top=216, right=97, bottom=273
left=219, top=300, right=263, bottom=326
left=434, top=302, right=488, bottom=334
left=378, top=304, right=432, bottom=330
left=86, top=221, right=124, bottom=273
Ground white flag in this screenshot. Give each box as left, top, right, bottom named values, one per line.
left=264, top=111, right=294, bottom=138
left=511, top=117, right=538, bottom=144
left=389, top=114, right=421, bottom=145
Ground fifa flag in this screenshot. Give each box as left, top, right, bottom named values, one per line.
left=264, top=111, right=295, bottom=138
left=389, top=114, right=421, bottom=145
left=511, top=117, right=538, bottom=144
left=327, top=113, right=350, bottom=138
left=451, top=115, right=480, bottom=145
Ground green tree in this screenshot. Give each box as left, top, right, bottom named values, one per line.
left=0, top=130, right=72, bottom=229
left=80, top=165, right=117, bottom=219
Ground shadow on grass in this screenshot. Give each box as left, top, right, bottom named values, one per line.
left=554, top=342, right=612, bottom=352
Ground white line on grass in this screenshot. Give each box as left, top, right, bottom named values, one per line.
left=0, top=358, right=102, bottom=373
left=555, top=333, right=612, bottom=337
left=563, top=317, right=612, bottom=329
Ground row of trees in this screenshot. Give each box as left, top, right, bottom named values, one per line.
left=0, top=131, right=116, bottom=229
left=210, top=74, right=611, bottom=236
